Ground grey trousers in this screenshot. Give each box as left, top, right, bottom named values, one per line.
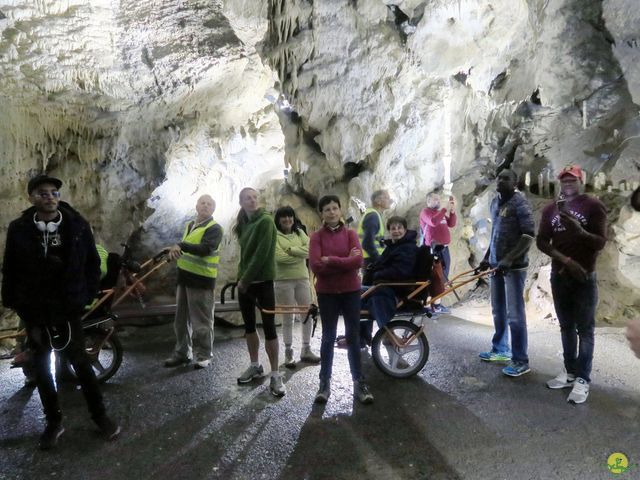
left=274, top=278, right=312, bottom=347
left=173, top=284, right=215, bottom=361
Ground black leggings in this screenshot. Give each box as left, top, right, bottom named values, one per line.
left=238, top=281, right=277, bottom=340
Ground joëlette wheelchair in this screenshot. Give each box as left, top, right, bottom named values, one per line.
left=359, top=247, right=493, bottom=378
left=248, top=246, right=494, bottom=379
left=3, top=245, right=169, bottom=383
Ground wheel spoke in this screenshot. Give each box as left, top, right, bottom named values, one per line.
left=91, top=357, right=107, bottom=374
left=399, top=344, right=421, bottom=354
left=389, top=354, right=400, bottom=369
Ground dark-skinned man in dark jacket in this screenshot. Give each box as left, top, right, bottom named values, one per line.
left=2, top=174, right=120, bottom=450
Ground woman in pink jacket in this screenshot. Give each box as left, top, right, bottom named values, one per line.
left=309, top=195, right=374, bottom=405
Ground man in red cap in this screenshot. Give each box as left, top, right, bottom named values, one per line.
left=536, top=164, right=607, bottom=404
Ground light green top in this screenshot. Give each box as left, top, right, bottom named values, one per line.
left=275, top=230, right=310, bottom=281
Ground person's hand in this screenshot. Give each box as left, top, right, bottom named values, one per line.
left=559, top=212, right=583, bottom=235
left=625, top=320, right=640, bottom=359
left=496, top=259, right=512, bottom=274
left=448, top=196, right=456, bottom=213
left=285, top=247, right=293, bottom=256
left=167, top=245, right=182, bottom=261
left=320, top=256, right=330, bottom=264
left=562, top=258, right=588, bottom=282
left=476, top=260, right=491, bottom=273
left=237, top=280, right=248, bottom=293
left=349, top=248, right=361, bottom=257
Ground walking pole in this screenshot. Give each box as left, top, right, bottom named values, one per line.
left=443, top=268, right=461, bottom=302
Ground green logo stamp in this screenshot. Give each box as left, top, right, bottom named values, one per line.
left=607, top=453, right=629, bottom=475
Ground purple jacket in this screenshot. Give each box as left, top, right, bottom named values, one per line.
left=309, top=223, right=363, bottom=294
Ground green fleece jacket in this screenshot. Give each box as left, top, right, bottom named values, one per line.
left=237, top=208, right=277, bottom=283
left=275, top=230, right=310, bottom=281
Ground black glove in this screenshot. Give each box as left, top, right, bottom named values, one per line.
left=495, top=259, right=512, bottom=275
left=476, top=260, right=491, bottom=273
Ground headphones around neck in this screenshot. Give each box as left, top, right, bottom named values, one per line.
left=34, top=212, right=62, bottom=233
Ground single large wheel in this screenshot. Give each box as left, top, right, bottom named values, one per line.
left=59, top=328, right=123, bottom=383
left=371, top=320, right=429, bottom=378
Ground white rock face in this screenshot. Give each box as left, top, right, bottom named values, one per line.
left=0, top=0, right=284, bottom=288
left=604, top=0, right=640, bottom=104
left=262, top=0, right=640, bottom=323
left=0, top=0, right=639, bottom=333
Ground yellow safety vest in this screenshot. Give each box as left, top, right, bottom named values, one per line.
left=357, top=208, right=385, bottom=259
left=176, top=219, right=220, bottom=279
left=96, top=244, right=109, bottom=280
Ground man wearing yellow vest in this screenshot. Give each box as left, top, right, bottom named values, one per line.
left=356, top=189, right=392, bottom=348
left=164, top=195, right=223, bottom=369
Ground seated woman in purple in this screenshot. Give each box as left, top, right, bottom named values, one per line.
left=362, top=216, right=418, bottom=328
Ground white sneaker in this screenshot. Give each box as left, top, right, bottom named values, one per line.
left=194, top=359, right=211, bottom=369
left=269, top=374, right=286, bottom=397
left=546, top=371, right=575, bottom=389
left=284, top=347, right=296, bottom=368
left=237, top=364, right=264, bottom=384
left=300, top=345, right=320, bottom=363
left=567, top=377, right=589, bottom=404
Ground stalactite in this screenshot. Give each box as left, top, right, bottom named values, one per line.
left=265, top=0, right=313, bottom=100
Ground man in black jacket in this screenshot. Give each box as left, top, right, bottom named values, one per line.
left=2, top=174, right=120, bottom=450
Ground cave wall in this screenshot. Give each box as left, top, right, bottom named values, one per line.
left=261, top=0, right=640, bottom=323
left=0, top=0, right=285, bottom=286
left=0, top=0, right=639, bottom=336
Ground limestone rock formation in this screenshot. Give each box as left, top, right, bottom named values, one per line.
left=262, top=0, right=640, bottom=324
left=0, top=0, right=284, bottom=288
left=0, top=0, right=639, bottom=342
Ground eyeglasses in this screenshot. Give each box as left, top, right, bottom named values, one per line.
left=32, top=191, right=61, bottom=199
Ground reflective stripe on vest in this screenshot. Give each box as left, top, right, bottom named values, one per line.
left=357, top=208, right=385, bottom=259
left=96, top=244, right=109, bottom=280
left=176, top=219, right=220, bottom=278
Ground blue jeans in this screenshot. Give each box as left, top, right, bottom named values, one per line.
left=551, top=272, right=597, bottom=382
left=317, top=292, right=363, bottom=382
left=362, top=287, right=397, bottom=329
left=440, top=245, right=451, bottom=280
left=489, top=269, right=528, bottom=363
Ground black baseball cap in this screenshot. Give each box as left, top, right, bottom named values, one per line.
left=27, top=174, right=63, bottom=194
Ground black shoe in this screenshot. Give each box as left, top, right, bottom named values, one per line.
left=314, top=379, right=331, bottom=404
left=94, top=415, right=121, bottom=440
left=163, top=355, right=190, bottom=368
left=354, top=381, right=374, bottom=404
left=39, top=423, right=64, bottom=450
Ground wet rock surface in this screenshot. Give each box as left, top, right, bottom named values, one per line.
left=1, top=314, right=638, bottom=480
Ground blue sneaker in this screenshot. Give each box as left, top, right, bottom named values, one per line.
left=502, top=361, right=531, bottom=377
left=431, top=304, right=451, bottom=314
left=478, top=351, right=512, bottom=363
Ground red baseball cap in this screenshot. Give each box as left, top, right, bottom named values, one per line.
left=557, top=164, right=583, bottom=181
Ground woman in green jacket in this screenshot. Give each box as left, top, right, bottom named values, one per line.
left=274, top=206, right=320, bottom=368
left=234, top=187, right=284, bottom=397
